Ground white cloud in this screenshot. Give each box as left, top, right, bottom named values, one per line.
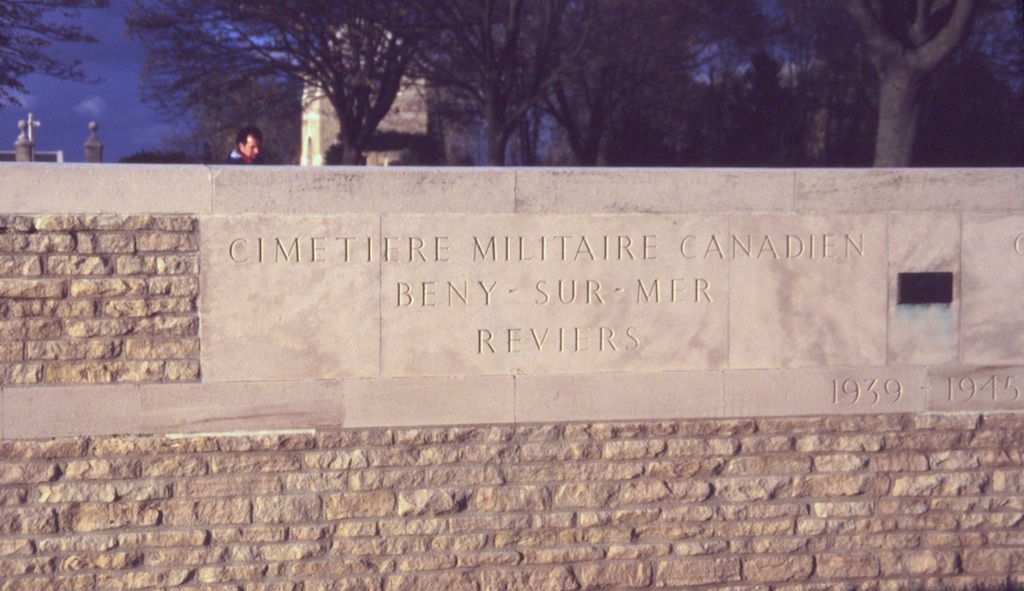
left=15, top=93, right=36, bottom=109
left=74, top=96, right=106, bottom=118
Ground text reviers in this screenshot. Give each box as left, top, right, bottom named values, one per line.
left=477, top=326, right=640, bottom=354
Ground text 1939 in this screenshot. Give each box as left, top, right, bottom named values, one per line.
left=832, top=378, right=903, bottom=406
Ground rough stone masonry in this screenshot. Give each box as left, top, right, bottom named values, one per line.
left=1, top=414, right=1023, bottom=590
left=0, top=214, right=199, bottom=385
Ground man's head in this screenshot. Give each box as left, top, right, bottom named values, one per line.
left=235, top=126, right=263, bottom=162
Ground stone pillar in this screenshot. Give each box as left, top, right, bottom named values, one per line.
left=14, top=121, right=33, bottom=162
left=84, top=122, right=103, bottom=163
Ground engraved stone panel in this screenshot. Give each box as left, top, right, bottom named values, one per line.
left=927, top=366, right=1024, bottom=412
left=201, top=215, right=379, bottom=381
left=725, top=367, right=927, bottom=417
left=378, top=215, right=729, bottom=376
left=962, top=215, right=1024, bottom=365
left=888, top=214, right=960, bottom=365
left=728, top=215, right=887, bottom=369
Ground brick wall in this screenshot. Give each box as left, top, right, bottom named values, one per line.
left=0, top=215, right=200, bottom=385
left=2, top=413, right=1022, bottom=590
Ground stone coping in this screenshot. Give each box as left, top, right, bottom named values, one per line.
left=1, top=164, right=1022, bottom=214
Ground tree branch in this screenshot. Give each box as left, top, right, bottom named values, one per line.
left=910, top=0, right=975, bottom=71
left=843, top=0, right=905, bottom=66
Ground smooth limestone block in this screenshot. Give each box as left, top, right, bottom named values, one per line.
left=513, top=168, right=794, bottom=213
left=728, top=214, right=887, bottom=369
left=962, top=215, right=1024, bottom=365
left=514, top=372, right=724, bottom=423
left=341, top=375, right=515, bottom=428
left=200, top=215, right=380, bottom=382
left=888, top=213, right=961, bottom=365
left=379, top=214, right=729, bottom=376
left=211, top=166, right=517, bottom=214
left=139, top=381, right=345, bottom=434
left=725, top=367, right=928, bottom=418
left=795, top=168, right=1024, bottom=213
left=0, top=164, right=212, bottom=214
left=3, top=385, right=140, bottom=438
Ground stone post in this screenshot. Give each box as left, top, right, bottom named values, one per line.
left=14, top=121, right=33, bottom=162
left=84, top=122, right=103, bottom=163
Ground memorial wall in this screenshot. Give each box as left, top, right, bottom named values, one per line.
left=1, top=165, right=1024, bottom=591
left=1, top=165, right=1023, bottom=437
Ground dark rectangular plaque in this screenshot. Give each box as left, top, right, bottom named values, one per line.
left=898, top=272, right=954, bottom=305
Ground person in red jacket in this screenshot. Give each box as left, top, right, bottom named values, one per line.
left=226, top=127, right=263, bottom=164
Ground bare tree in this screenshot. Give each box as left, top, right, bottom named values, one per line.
left=127, top=0, right=422, bottom=164
left=769, top=0, right=878, bottom=166
left=843, top=0, right=975, bottom=166
left=546, top=0, right=763, bottom=166
left=542, top=0, right=623, bottom=166
left=0, top=0, right=109, bottom=107
left=415, top=0, right=583, bottom=165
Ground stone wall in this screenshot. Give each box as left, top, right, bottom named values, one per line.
left=0, top=215, right=200, bottom=385
left=2, top=165, right=1024, bottom=589
left=1, top=413, right=1023, bottom=590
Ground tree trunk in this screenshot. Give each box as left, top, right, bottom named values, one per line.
left=337, top=120, right=367, bottom=165
left=340, top=150, right=364, bottom=165
left=873, top=67, right=922, bottom=167
left=484, top=116, right=508, bottom=166
left=485, top=136, right=506, bottom=166
left=843, top=0, right=975, bottom=168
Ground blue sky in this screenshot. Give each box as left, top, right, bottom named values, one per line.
left=0, top=0, right=189, bottom=162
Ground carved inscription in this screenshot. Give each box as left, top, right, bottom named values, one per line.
left=228, top=236, right=455, bottom=263
left=397, top=280, right=497, bottom=307
left=1015, top=234, right=1024, bottom=255
left=947, top=376, right=1021, bottom=403
left=392, top=279, right=714, bottom=308
left=472, top=235, right=657, bottom=262
left=477, top=326, right=640, bottom=354
left=832, top=378, right=903, bottom=406
left=468, top=233, right=866, bottom=262
left=681, top=233, right=865, bottom=260
left=229, top=237, right=330, bottom=263
left=227, top=233, right=867, bottom=264
left=225, top=224, right=871, bottom=365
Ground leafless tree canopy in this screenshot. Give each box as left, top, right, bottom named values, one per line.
left=0, top=0, right=109, bottom=107
left=127, top=0, right=424, bottom=163
left=125, top=0, right=1021, bottom=166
